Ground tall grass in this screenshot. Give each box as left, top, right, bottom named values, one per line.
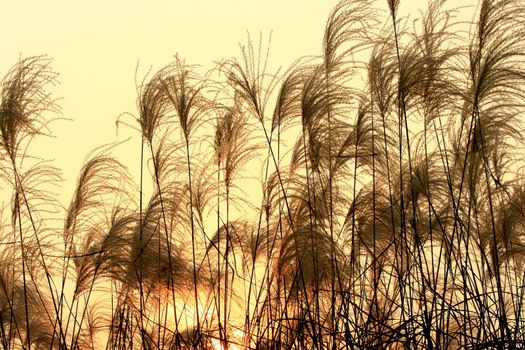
left=1, top=0, right=525, bottom=348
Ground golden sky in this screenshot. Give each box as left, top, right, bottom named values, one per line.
left=0, top=0, right=477, bottom=201
left=0, top=1, right=341, bottom=197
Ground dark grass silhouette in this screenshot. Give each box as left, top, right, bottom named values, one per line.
left=1, top=0, right=525, bottom=348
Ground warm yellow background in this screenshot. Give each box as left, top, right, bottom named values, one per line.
left=0, top=0, right=486, bottom=346
left=0, top=0, right=478, bottom=201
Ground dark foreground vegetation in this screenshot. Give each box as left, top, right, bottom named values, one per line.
left=1, top=0, right=525, bottom=348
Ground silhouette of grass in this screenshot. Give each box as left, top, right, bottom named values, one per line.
left=1, top=0, right=525, bottom=348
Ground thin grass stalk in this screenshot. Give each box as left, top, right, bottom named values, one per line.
left=13, top=189, right=30, bottom=350
left=138, top=137, right=147, bottom=349
left=182, top=137, right=201, bottom=347
left=147, top=142, right=181, bottom=342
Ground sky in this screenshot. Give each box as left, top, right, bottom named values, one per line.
left=0, top=0, right=477, bottom=203
left=0, top=1, right=344, bottom=200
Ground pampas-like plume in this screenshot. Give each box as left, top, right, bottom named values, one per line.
left=0, top=56, right=59, bottom=160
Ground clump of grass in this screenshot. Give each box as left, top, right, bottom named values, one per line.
left=1, top=0, right=525, bottom=349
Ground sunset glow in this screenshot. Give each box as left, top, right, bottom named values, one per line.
left=1, top=0, right=525, bottom=349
